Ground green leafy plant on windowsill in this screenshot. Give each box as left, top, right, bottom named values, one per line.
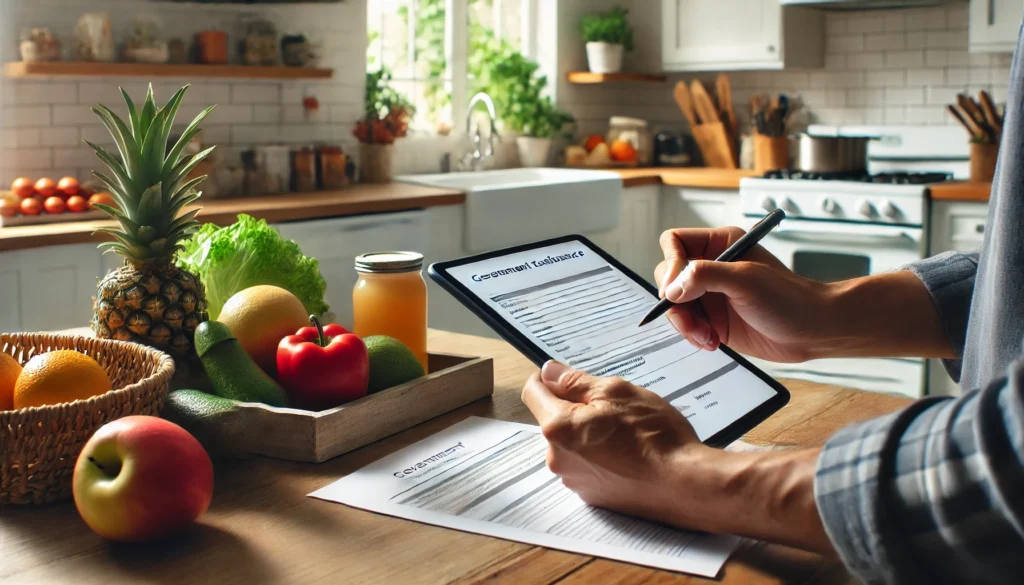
left=470, top=38, right=575, bottom=140
left=578, top=6, right=634, bottom=51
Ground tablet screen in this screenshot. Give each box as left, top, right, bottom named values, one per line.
left=438, top=238, right=784, bottom=443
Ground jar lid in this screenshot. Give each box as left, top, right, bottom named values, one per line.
left=609, top=116, right=648, bottom=128
left=355, top=251, right=424, bottom=273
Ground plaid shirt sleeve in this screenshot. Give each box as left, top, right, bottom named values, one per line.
left=813, top=257, right=1024, bottom=584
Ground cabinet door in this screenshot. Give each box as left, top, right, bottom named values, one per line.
left=928, top=200, right=988, bottom=254
left=662, top=188, right=744, bottom=232
left=970, top=0, right=1024, bottom=53
left=0, top=252, right=22, bottom=332
left=619, top=186, right=662, bottom=282
left=17, top=245, right=101, bottom=332
left=662, top=0, right=781, bottom=71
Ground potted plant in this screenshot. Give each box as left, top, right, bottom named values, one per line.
left=578, top=6, right=634, bottom=74
left=353, top=69, right=414, bottom=183
left=472, top=40, right=574, bottom=167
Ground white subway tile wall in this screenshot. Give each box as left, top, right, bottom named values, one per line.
left=0, top=0, right=365, bottom=186
left=560, top=2, right=1013, bottom=138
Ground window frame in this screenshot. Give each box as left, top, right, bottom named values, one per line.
left=368, top=0, right=540, bottom=136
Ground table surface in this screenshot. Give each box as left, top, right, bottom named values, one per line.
left=1, top=329, right=911, bottom=585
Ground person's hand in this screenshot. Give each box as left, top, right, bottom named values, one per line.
left=521, top=361, right=835, bottom=554
left=655, top=226, right=832, bottom=362
left=520, top=361, right=722, bottom=528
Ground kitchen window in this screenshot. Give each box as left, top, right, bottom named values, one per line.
left=366, top=0, right=537, bottom=133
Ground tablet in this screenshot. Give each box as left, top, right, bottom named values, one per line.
left=428, top=235, right=789, bottom=447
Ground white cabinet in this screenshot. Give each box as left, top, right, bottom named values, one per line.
left=661, top=0, right=823, bottom=71
left=274, top=211, right=430, bottom=329
left=927, top=199, right=988, bottom=397
left=969, top=0, right=1024, bottom=53
left=661, top=188, right=744, bottom=233
left=588, top=186, right=663, bottom=284
left=0, top=244, right=102, bottom=333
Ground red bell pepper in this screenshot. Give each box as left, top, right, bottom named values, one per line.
left=276, top=316, right=369, bottom=411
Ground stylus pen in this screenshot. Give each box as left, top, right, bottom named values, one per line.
left=637, top=208, right=786, bottom=328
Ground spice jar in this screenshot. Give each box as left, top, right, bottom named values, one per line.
left=352, top=252, right=428, bottom=372
left=291, top=147, right=316, bottom=192
left=317, top=145, right=348, bottom=190
left=196, top=30, right=228, bottom=65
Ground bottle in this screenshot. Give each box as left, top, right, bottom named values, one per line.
left=352, top=252, right=429, bottom=372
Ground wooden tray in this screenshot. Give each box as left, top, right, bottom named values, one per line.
left=0, top=209, right=107, bottom=228
left=180, top=352, right=494, bottom=463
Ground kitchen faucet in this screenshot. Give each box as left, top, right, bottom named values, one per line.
left=462, top=92, right=500, bottom=171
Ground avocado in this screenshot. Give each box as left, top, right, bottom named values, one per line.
left=364, top=335, right=426, bottom=394
left=194, top=321, right=288, bottom=407
left=162, top=389, right=245, bottom=458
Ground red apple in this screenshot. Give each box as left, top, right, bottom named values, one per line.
left=72, top=415, right=214, bottom=542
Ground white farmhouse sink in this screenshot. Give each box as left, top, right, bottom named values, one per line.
left=397, top=167, right=622, bottom=252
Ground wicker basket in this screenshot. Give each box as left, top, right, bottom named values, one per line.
left=0, top=333, right=175, bottom=506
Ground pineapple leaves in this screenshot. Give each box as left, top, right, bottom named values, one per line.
left=119, top=87, right=141, bottom=139
left=92, top=104, right=144, bottom=180
left=169, top=146, right=216, bottom=188
left=167, top=209, right=201, bottom=234
left=139, top=107, right=170, bottom=185
left=162, top=106, right=216, bottom=177
left=84, top=141, right=133, bottom=195
left=92, top=202, right=141, bottom=239
left=138, top=183, right=163, bottom=225
left=139, top=84, right=158, bottom=140
left=95, top=228, right=151, bottom=259
left=90, top=170, right=133, bottom=213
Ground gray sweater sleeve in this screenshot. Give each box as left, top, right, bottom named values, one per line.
left=906, top=251, right=979, bottom=381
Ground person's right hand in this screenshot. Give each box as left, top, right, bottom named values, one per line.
left=655, top=226, right=834, bottom=363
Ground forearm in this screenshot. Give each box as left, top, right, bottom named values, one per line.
left=666, top=447, right=835, bottom=554
left=817, top=270, right=954, bottom=359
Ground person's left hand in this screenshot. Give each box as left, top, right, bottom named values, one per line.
left=520, top=360, right=722, bottom=530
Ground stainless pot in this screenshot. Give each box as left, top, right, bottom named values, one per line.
left=796, top=134, right=872, bottom=173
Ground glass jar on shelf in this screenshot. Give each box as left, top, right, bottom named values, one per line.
left=606, top=116, right=652, bottom=166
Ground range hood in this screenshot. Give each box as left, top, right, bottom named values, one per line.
left=781, top=0, right=952, bottom=9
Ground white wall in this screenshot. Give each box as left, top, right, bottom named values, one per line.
left=558, top=0, right=1013, bottom=137
left=0, top=0, right=365, bottom=186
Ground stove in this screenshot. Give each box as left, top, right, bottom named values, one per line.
left=735, top=127, right=970, bottom=398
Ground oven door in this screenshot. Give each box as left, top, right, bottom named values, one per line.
left=741, top=216, right=926, bottom=398
left=745, top=217, right=925, bottom=282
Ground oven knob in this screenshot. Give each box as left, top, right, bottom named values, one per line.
left=777, top=196, right=797, bottom=213
left=758, top=195, right=777, bottom=212
left=857, top=199, right=876, bottom=217
left=818, top=197, right=838, bottom=214
left=880, top=200, right=900, bottom=220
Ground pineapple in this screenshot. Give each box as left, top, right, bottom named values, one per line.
left=88, top=84, right=215, bottom=359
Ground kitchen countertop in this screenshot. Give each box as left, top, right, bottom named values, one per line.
left=928, top=181, right=992, bottom=202
left=0, top=182, right=465, bottom=253
left=610, top=167, right=759, bottom=189
left=3, top=327, right=909, bottom=585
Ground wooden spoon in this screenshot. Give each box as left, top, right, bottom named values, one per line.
left=689, top=80, right=720, bottom=125
left=672, top=81, right=699, bottom=128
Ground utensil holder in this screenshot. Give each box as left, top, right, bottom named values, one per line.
left=970, top=142, right=998, bottom=182
left=753, top=134, right=789, bottom=174
left=359, top=143, right=394, bottom=184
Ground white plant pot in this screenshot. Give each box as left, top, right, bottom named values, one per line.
left=585, top=42, right=624, bottom=74
left=516, top=136, right=552, bottom=168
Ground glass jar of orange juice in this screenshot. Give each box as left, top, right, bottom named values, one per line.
left=352, top=251, right=428, bottom=372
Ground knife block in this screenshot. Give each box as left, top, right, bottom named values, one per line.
left=692, top=123, right=737, bottom=169
left=969, top=142, right=998, bottom=182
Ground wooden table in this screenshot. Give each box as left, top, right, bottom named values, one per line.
left=1, top=330, right=911, bottom=585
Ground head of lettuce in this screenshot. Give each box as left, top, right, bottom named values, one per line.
left=177, top=214, right=329, bottom=320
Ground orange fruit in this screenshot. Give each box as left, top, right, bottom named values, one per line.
left=583, top=134, right=605, bottom=153
left=13, top=350, right=111, bottom=409
left=88, top=192, right=116, bottom=210
left=57, top=176, right=79, bottom=197
left=20, top=197, right=42, bottom=216
left=66, top=195, right=89, bottom=213
left=609, top=140, right=637, bottom=162
left=0, top=352, right=22, bottom=410
left=0, top=198, right=18, bottom=218
left=11, top=177, right=34, bottom=199
left=34, top=177, right=57, bottom=198
left=44, top=196, right=66, bottom=214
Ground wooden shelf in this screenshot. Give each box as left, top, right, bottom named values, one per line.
left=566, top=72, right=668, bottom=84
left=3, top=61, right=333, bottom=80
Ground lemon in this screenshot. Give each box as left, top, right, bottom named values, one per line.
left=217, top=285, right=309, bottom=376
left=13, top=350, right=111, bottom=409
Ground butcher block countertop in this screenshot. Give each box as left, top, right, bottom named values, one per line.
left=0, top=182, right=465, bottom=253
left=611, top=167, right=759, bottom=189
left=928, top=181, right=992, bottom=202
left=2, top=328, right=910, bottom=585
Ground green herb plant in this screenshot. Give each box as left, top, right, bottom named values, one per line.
left=578, top=6, right=634, bottom=51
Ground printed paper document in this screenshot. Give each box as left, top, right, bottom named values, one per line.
left=310, top=416, right=742, bottom=577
